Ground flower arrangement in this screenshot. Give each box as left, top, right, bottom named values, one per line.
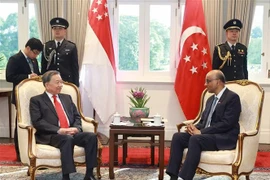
left=128, top=87, right=150, bottom=108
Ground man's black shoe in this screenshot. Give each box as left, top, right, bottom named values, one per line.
left=62, top=174, right=70, bottom=180
left=84, top=174, right=97, bottom=180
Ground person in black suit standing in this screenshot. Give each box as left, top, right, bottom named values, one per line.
left=166, top=70, right=241, bottom=180
left=30, top=70, right=97, bottom=180
left=6, top=37, right=43, bottom=161
left=212, top=19, right=248, bottom=81
left=41, top=17, right=79, bottom=87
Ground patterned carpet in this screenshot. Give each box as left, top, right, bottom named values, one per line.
left=0, top=166, right=269, bottom=180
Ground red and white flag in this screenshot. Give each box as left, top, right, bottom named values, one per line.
left=80, top=0, right=116, bottom=123
left=175, top=0, right=211, bottom=120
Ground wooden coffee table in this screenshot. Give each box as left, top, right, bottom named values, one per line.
left=109, top=117, right=165, bottom=180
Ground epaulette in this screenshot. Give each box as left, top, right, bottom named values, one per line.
left=216, top=43, right=226, bottom=48
left=67, top=40, right=76, bottom=45
left=45, top=40, right=54, bottom=45
left=236, top=42, right=247, bottom=49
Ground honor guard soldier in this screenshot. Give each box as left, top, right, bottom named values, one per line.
left=212, top=19, right=248, bottom=81
left=41, top=17, right=79, bottom=87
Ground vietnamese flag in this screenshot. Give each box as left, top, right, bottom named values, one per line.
left=174, top=0, right=212, bottom=120
left=80, top=0, right=116, bottom=123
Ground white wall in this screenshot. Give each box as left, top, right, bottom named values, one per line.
left=82, top=82, right=187, bottom=141
left=1, top=78, right=270, bottom=143
left=82, top=81, right=270, bottom=143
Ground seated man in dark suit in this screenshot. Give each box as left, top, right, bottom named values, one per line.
left=166, top=70, right=241, bottom=180
left=29, top=70, right=97, bottom=180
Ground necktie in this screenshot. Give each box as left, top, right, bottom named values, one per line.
left=231, top=45, right=235, bottom=51
left=57, top=42, right=61, bottom=48
left=53, top=95, right=69, bottom=128
left=205, top=97, right=218, bottom=128
left=27, top=57, right=34, bottom=73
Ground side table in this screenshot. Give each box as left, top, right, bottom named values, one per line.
left=109, top=119, right=165, bottom=180
left=0, top=89, right=12, bottom=138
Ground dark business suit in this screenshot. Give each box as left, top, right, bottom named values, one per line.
left=6, top=50, right=40, bottom=105
left=30, top=93, right=97, bottom=175
left=6, top=50, right=40, bottom=160
left=213, top=41, right=248, bottom=81
left=166, top=88, right=241, bottom=180
left=41, top=39, right=79, bottom=87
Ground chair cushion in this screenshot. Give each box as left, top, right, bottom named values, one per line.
left=183, top=148, right=236, bottom=165
left=36, top=144, right=85, bottom=159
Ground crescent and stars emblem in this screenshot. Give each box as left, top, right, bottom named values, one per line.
left=179, top=26, right=209, bottom=74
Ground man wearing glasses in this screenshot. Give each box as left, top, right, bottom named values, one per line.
left=6, top=37, right=43, bottom=162
left=166, top=70, right=241, bottom=180
left=41, top=17, right=79, bottom=87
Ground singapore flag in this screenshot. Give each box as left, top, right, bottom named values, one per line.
left=80, top=0, right=116, bottom=124
left=174, top=0, right=212, bottom=120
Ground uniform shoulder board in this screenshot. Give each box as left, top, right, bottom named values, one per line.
left=237, top=42, right=247, bottom=48
left=45, top=40, right=54, bottom=45
left=216, top=43, right=226, bottom=47
left=67, top=40, right=76, bottom=45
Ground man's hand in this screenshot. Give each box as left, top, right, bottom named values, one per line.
left=29, top=73, right=39, bottom=78
left=58, top=127, right=79, bottom=135
left=186, top=124, right=201, bottom=135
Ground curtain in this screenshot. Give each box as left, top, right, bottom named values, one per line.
left=202, top=0, right=224, bottom=58
left=202, top=0, right=256, bottom=59
left=34, top=0, right=89, bottom=70
left=34, top=0, right=63, bottom=43
left=229, top=0, right=256, bottom=46
left=65, top=0, right=90, bottom=70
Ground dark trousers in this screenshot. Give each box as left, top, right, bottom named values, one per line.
left=166, top=132, right=218, bottom=180
left=14, top=114, right=20, bottom=161
left=50, top=132, right=98, bottom=175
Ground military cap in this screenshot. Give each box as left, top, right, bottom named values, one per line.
left=223, top=19, right=242, bottom=31
left=50, top=17, right=69, bottom=29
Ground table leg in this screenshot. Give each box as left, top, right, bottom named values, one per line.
left=159, top=132, right=165, bottom=180
left=123, top=134, right=127, bottom=165
left=151, top=135, right=155, bottom=165
left=114, top=134, right=118, bottom=166
left=109, top=130, right=115, bottom=179
left=8, top=93, right=12, bottom=139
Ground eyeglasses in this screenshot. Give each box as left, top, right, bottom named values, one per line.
left=31, top=49, right=41, bottom=55
left=205, top=79, right=218, bottom=84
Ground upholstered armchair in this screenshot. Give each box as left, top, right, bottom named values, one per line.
left=177, top=80, right=264, bottom=180
left=15, top=78, right=102, bottom=180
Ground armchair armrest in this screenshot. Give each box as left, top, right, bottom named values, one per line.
left=233, top=130, right=260, bottom=172
left=17, top=122, right=37, bottom=164
left=177, top=120, right=195, bottom=132
left=241, top=130, right=258, bottom=136
left=81, top=116, right=98, bottom=133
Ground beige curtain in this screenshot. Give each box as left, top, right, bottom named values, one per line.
left=228, top=0, right=256, bottom=46
left=34, top=0, right=89, bottom=70
left=202, top=0, right=256, bottom=59
left=65, top=0, right=90, bottom=70
left=202, top=0, right=224, bottom=58
left=34, top=0, right=63, bottom=43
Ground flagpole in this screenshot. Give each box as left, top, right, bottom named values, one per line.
left=93, top=109, right=96, bottom=120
